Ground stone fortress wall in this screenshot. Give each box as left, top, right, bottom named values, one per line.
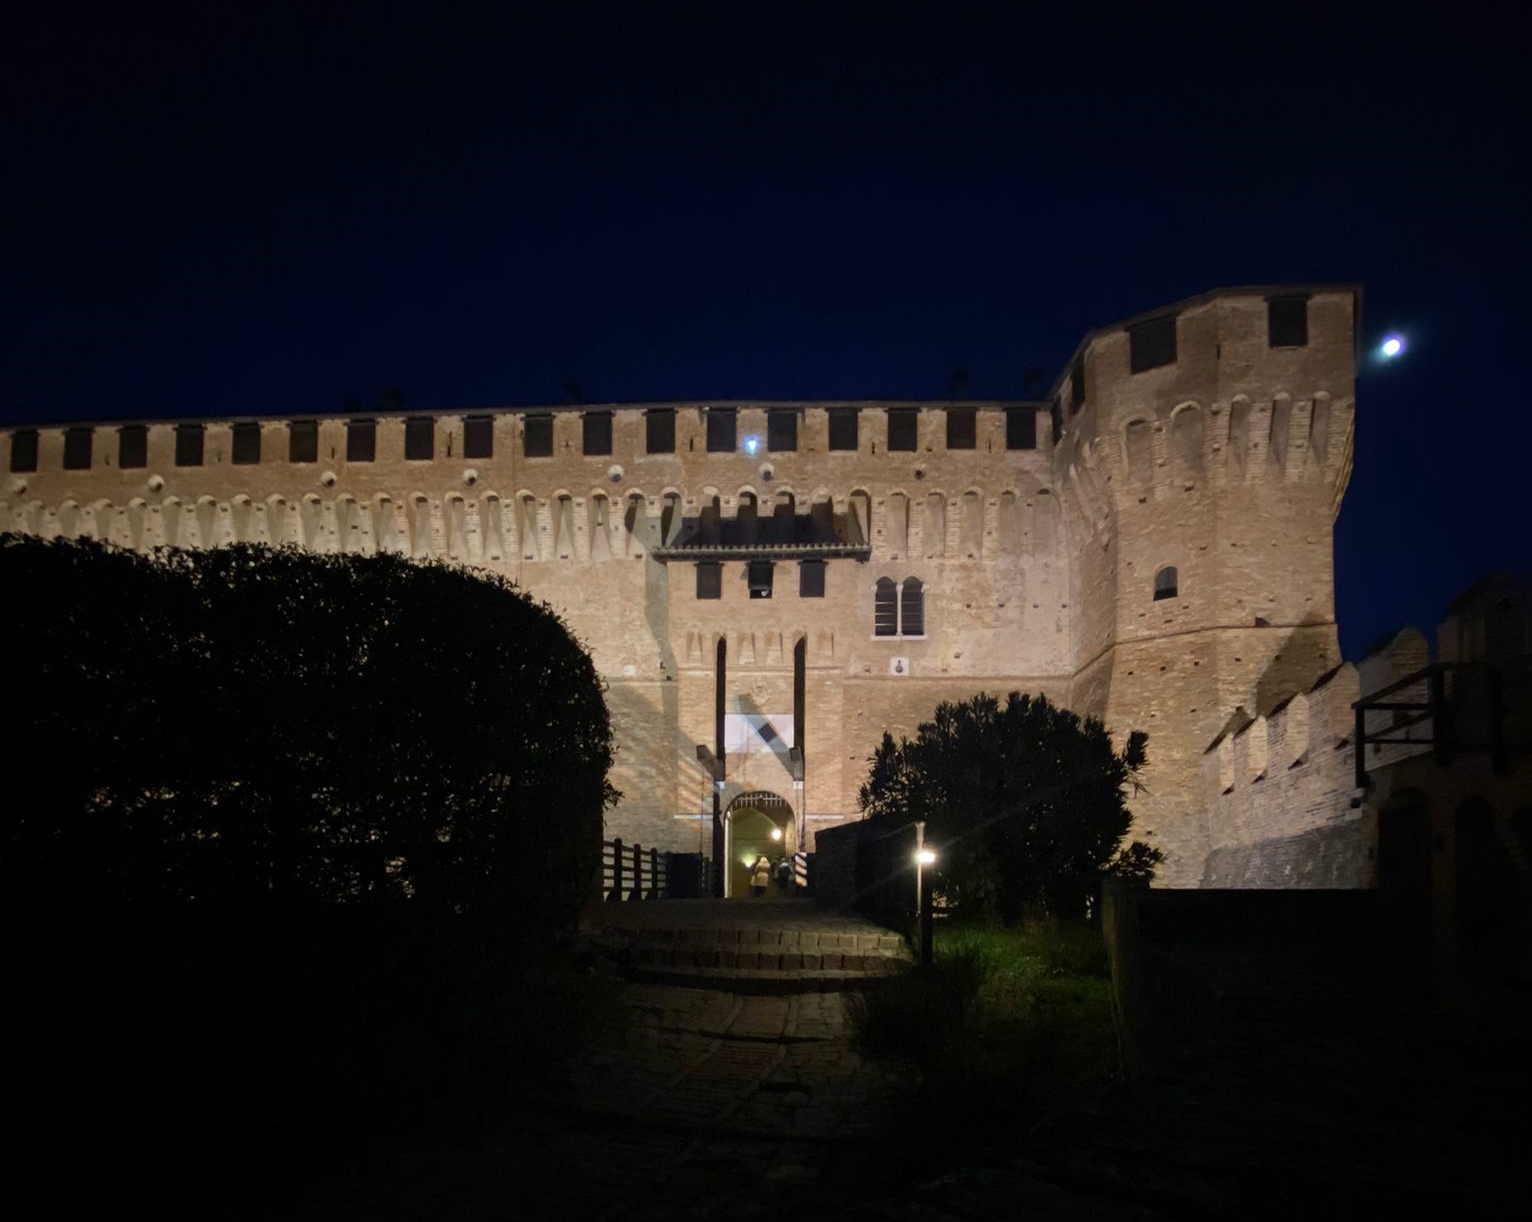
left=1, top=285, right=1360, bottom=888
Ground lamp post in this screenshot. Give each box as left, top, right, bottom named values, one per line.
left=914, top=821, right=936, bottom=966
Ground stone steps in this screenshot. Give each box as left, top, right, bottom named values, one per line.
left=583, top=899, right=913, bottom=993
left=627, top=965, right=901, bottom=995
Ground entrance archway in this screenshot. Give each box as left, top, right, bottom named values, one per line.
left=723, top=791, right=796, bottom=898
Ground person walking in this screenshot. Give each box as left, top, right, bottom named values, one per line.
left=750, top=855, right=772, bottom=898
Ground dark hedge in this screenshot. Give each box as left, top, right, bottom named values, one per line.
left=1, top=534, right=614, bottom=927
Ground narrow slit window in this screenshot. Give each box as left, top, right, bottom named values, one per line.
left=404, top=416, right=435, bottom=461
left=346, top=419, right=377, bottom=463
left=1267, top=295, right=1310, bottom=348
left=887, top=408, right=918, bottom=452
left=1005, top=408, right=1036, bottom=450
left=828, top=408, right=859, bottom=452
left=174, top=423, right=204, bottom=467
left=9, top=428, right=39, bottom=472
left=706, top=408, right=737, bottom=453
left=767, top=409, right=798, bottom=452
left=463, top=415, right=494, bottom=459
left=1069, top=355, right=1086, bottom=412
left=524, top=413, right=554, bottom=458
left=289, top=421, right=319, bottom=464
left=118, top=425, right=148, bottom=469
left=1128, top=316, right=1178, bottom=373
left=747, top=559, right=774, bottom=599
left=231, top=422, right=261, bottom=465
left=646, top=408, right=675, bottom=453
left=63, top=426, right=93, bottom=470
left=1154, top=566, right=1179, bottom=601
left=582, top=411, right=612, bottom=456
left=946, top=408, right=976, bottom=450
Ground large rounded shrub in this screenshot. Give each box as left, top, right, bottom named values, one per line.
left=1, top=535, right=614, bottom=929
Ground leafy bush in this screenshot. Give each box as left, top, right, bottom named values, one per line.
left=858, top=691, right=1154, bottom=921
left=1, top=535, right=615, bottom=928
left=1107, top=839, right=1167, bottom=883
left=1, top=536, right=620, bottom=1214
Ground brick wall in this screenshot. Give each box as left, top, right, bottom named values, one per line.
left=2, top=285, right=1361, bottom=888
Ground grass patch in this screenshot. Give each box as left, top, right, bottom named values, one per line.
left=848, top=920, right=1120, bottom=1172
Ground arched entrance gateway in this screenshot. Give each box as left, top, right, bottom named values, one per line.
left=723, top=791, right=797, bottom=898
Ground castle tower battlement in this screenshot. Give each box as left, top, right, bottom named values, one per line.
left=1, top=286, right=1361, bottom=888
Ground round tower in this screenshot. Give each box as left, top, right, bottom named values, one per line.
left=1053, top=286, right=1358, bottom=886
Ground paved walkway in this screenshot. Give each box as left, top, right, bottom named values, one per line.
left=291, top=903, right=909, bottom=1221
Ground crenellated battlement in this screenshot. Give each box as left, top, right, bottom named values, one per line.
left=1047, top=286, right=1357, bottom=532
left=0, top=285, right=1363, bottom=887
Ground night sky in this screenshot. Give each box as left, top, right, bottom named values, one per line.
left=4, top=4, right=1526, bottom=659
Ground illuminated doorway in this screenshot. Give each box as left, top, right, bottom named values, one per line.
left=723, top=791, right=796, bottom=898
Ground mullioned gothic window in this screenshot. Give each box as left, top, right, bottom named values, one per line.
left=874, top=576, right=925, bottom=636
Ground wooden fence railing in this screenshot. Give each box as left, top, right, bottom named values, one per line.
left=602, top=838, right=668, bottom=901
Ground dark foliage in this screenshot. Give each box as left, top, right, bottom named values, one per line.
left=858, top=691, right=1151, bottom=921
left=1, top=536, right=617, bottom=1214
left=1, top=535, right=613, bottom=924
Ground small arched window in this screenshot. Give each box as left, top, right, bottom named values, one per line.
left=901, top=578, right=925, bottom=636
left=1154, top=565, right=1179, bottom=601
left=874, top=578, right=898, bottom=637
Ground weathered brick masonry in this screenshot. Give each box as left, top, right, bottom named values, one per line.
left=2, top=286, right=1359, bottom=888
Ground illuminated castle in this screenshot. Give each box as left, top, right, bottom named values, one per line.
left=3, top=286, right=1358, bottom=892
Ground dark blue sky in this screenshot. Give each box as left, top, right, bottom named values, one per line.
left=4, top=3, right=1527, bottom=658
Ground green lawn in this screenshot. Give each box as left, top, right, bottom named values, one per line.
left=849, top=920, right=1121, bottom=1170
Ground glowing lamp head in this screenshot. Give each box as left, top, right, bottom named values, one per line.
left=1380, top=335, right=1405, bottom=359
left=916, top=848, right=937, bottom=866
left=743, top=434, right=760, bottom=457
left=770, top=827, right=783, bottom=841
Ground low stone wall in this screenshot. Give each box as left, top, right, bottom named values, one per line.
left=812, top=821, right=860, bottom=911
left=1102, top=881, right=1386, bottom=1073
left=1202, top=820, right=1371, bottom=889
